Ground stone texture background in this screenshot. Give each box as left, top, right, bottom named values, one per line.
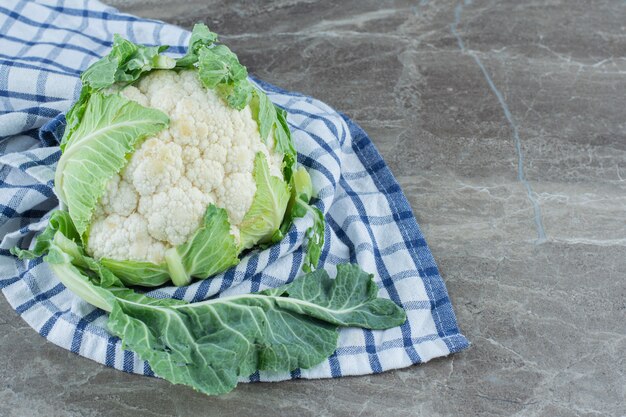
left=1, top=1, right=625, bottom=416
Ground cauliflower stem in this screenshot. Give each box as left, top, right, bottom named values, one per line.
left=164, top=247, right=189, bottom=287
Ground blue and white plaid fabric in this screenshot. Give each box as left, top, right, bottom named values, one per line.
left=0, top=0, right=468, bottom=382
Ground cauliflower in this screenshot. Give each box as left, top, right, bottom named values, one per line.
left=88, top=70, right=282, bottom=265
left=51, top=24, right=323, bottom=287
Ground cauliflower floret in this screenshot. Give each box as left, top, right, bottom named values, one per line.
left=88, top=213, right=166, bottom=264
left=264, top=131, right=285, bottom=177
left=88, top=69, right=284, bottom=264
left=138, top=178, right=209, bottom=246
left=262, top=145, right=284, bottom=178
left=148, top=86, right=182, bottom=114
left=99, top=175, right=138, bottom=216
left=119, top=85, right=149, bottom=107
left=124, top=138, right=183, bottom=196
left=178, top=70, right=203, bottom=94
left=138, top=70, right=178, bottom=96
left=225, top=145, right=255, bottom=174
left=181, top=146, right=200, bottom=165
left=187, top=157, right=225, bottom=194
left=203, top=143, right=228, bottom=164
left=169, top=98, right=209, bottom=147
left=215, top=172, right=256, bottom=225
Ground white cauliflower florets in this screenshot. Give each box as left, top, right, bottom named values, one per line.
left=99, top=174, right=138, bottom=217
left=125, top=137, right=183, bottom=196
left=87, top=70, right=284, bottom=264
left=89, top=213, right=167, bottom=263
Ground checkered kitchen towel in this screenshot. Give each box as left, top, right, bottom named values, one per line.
left=0, top=0, right=469, bottom=382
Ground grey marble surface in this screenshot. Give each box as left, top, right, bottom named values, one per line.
left=1, top=1, right=625, bottom=416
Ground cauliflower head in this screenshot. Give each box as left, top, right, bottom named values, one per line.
left=88, top=70, right=284, bottom=265
left=52, top=24, right=323, bottom=287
